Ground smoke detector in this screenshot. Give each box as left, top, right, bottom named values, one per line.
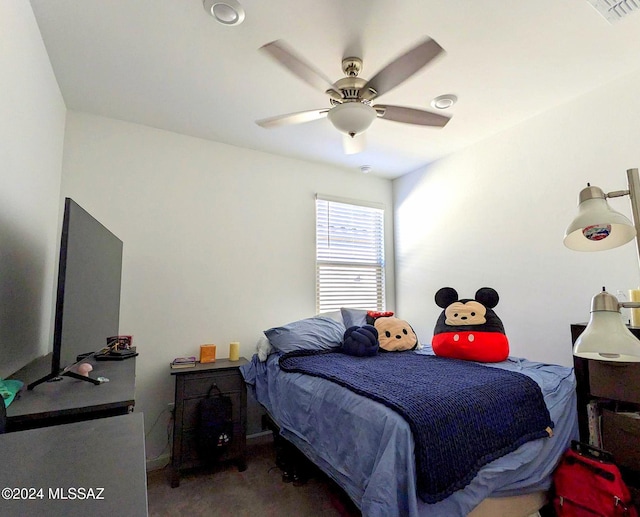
left=587, top=0, right=640, bottom=23
left=360, top=165, right=372, bottom=174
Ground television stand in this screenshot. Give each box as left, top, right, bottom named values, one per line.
left=27, top=369, right=101, bottom=390
left=27, top=348, right=108, bottom=390
left=7, top=353, right=136, bottom=432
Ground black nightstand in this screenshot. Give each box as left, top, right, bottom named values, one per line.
left=170, top=358, right=248, bottom=487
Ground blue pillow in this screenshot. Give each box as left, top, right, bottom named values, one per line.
left=264, top=316, right=345, bottom=353
left=340, top=308, right=369, bottom=328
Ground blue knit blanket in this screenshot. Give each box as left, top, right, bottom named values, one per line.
left=279, top=350, right=553, bottom=503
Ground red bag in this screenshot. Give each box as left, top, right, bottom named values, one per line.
left=553, top=441, right=637, bottom=516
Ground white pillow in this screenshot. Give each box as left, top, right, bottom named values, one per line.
left=256, top=335, right=274, bottom=362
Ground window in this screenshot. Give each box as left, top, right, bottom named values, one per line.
left=315, top=195, right=385, bottom=313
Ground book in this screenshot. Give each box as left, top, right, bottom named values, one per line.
left=171, top=356, right=197, bottom=369
left=170, top=362, right=195, bottom=369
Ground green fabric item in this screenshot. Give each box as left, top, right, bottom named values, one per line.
left=0, top=379, right=24, bottom=407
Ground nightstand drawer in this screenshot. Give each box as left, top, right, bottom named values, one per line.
left=602, top=409, right=640, bottom=471
left=183, top=371, right=242, bottom=398
left=590, top=361, right=640, bottom=404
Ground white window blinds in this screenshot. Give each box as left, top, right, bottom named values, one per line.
left=315, top=196, right=385, bottom=313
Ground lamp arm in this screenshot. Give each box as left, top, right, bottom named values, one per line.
left=606, top=189, right=630, bottom=198
left=603, top=169, right=640, bottom=272
left=626, top=168, right=640, bottom=274
left=621, top=302, right=640, bottom=309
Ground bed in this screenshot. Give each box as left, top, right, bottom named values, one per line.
left=240, top=313, right=578, bottom=517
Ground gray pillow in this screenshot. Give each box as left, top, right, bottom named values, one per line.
left=264, top=316, right=345, bottom=353
left=340, top=308, right=369, bottom=328
left=317, top=310, right=344, bottom=324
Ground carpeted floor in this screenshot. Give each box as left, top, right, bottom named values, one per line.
left=146, top=440, right=361, bottom=517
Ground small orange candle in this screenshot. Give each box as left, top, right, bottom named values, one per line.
left=200, top=344, right=216, bottom=363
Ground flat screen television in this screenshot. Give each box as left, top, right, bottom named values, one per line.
left=28, top=198, right=123, bottom=390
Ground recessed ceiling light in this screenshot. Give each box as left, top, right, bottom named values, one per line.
left=203, top=0, right=245, bottom=26
left=431, top=94, right=457, bottom=110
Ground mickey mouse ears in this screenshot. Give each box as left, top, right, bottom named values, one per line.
left=435, top=287, right=499, bottom=309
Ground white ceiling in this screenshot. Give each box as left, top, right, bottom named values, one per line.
left=29, top=0, right=640, bottom=179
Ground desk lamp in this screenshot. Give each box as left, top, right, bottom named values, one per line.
left=564, top=168, right=640, bottom=361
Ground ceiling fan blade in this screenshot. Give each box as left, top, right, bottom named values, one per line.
left=375, top=105, right=450, bottom=127
left=260, top=40, right=341, bottom=97
left=343, top=133, right=366, bottom=155
left=256, top=109, right=329, bottom=129
left=361, top=38, right=444, bottom=101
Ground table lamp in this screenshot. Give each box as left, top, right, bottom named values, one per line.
left=564, top=168, right=640, bottom=361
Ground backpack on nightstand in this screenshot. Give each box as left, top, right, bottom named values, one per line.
left=196, top=383, right=233, bottom=463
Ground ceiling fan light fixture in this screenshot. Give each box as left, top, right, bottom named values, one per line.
left=327, top=102, right=377, bottom=137
left=431, top=94, right=457, bottom=110
left=203, top=0, right=245, bottom=26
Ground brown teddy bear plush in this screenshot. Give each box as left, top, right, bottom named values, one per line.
left=366, top=312, right=418, bottom=352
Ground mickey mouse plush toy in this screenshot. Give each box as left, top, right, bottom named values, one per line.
left=432, top=287, right=509, bottom=362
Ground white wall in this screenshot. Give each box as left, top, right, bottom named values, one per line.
left=0, top=1, right=66, bottom=378
left=394, top=68, right=640, bottom=367
left=61, top=111, right=394, bottom=461
left=15, top=0, right=640, bottom=466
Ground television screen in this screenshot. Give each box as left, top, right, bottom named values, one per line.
left=28, top=198, right=123, bottom=389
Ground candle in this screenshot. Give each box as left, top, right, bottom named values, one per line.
left=229, top=342, right=240, bottom=361
left=630, top=289, right=640, bottom=327
left=200, top=344, right=216, bottom=363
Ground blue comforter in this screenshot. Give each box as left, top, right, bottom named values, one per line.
left=241, top=349, right=578, bottom=517
left=279, top=350, right=553, bottom=503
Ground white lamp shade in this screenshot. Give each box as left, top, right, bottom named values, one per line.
left=575, top=301, right=640, bottom=362
left=327, top=102, right=376, bottom=137
left=564, top=186, right=636, bottom=251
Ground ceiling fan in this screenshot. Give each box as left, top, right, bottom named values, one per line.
left=256, top=37, right=451, bottom=155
